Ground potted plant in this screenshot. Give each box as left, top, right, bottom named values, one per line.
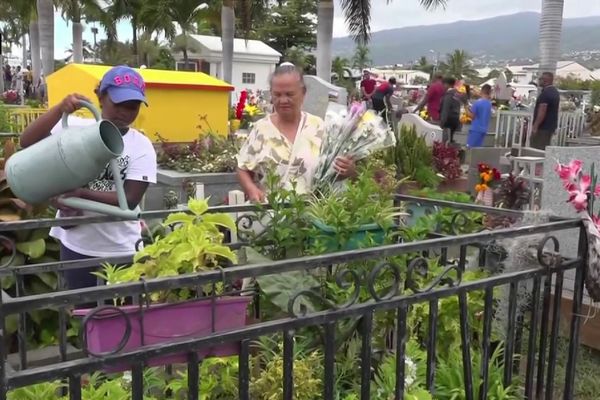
left=384, top=125, right=440, bottom=193
left=73, top=199, right=251, bottom=371
left=474, top=163, right=501, bottom=206
left=432, top=141, right=467, bottom=193
left=309, top=168, right=403, bottom=252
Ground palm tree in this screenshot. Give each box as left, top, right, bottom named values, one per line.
left=438, top=49, right=478, bottom=80
left=55, top=0, right=109, bottom=64
left=142, top=0, right=209, bottom=70
left=316, top=0, right=447, bottom=82
left=109, top=0, right=145, bottom=66
left=284, top=47, right=308, bottom=70
left=415, top=56, right=434, bottom=76
left=36, top=0, right=54, bottom=78
left=352, top=44, right=371, bottom=70
left=332, top=56, right=350, bottom=81
left=539, top=0, right=564, bottom=75
left=66, top=40, right=95, bottom=62
left=221, top=0, right=235, bottom=84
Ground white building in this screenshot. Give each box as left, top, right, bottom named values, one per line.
left=508, top=61, right=596, bottom=84
left=172, top=35, right=282, bottom=98
left=369, top=68, right=430, bottom=85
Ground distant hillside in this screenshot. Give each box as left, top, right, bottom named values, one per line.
left=332, top=12, right=600, bottom=65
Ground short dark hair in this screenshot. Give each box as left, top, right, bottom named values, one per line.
left=269, top=63, right=306, bottom=90
left=434, top=73, right=443, bottom=80
left=389, top=77, right=397, bottom=85
left=443, top=77, right=456, bottom=86
left=481, top=84, right=492, bottom=94
left=542, top=71, right=554, bottom=81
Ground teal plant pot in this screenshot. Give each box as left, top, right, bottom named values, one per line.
left=404, top=202, right=438, bottom=226
left=311, top=219, right=387, bottom=252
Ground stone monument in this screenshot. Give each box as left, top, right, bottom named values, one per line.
left=303, top=75, right=348, bottom=119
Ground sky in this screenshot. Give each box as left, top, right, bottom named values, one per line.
left=8, top=0, right=600, bottom=59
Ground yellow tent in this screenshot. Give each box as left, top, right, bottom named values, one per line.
left=47, top=64, right=234, bottom=142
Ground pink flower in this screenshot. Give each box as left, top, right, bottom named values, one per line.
left=349, top=101, right=365, bottom=118
left=567, top=175, right=591, bottom=212
left=555, top=160, right=583, bottom=182
left=594, top=185, right=600, bottom=197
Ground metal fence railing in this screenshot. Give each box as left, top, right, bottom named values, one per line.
left=0, top=198, right=587, bottom=400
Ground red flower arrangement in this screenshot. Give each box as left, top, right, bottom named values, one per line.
left=432, top=141, right=462, bottom=180
left=475, top=163, right=501, bottom=192
left=235, top=90, right=248, bottom=120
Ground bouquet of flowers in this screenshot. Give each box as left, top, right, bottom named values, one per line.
left=312, top=102, right=396, bottom=193
left=475, top=163, right=501, bottom=206
left=555, top=160, right=600, bottom=300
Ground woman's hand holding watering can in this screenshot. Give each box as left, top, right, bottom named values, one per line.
left=59, top=94, right=92, bottom=114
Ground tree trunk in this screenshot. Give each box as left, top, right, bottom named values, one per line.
left=72, top=19, right=84, bottom=64
left=221, top=1, right=235, bottom=85
left=132, top=20, right=139, bottom=67
left=316, top=0, right=334, bottom=82
left=36, top=0, right=54, bottom=78
left=30, top=20, right=41, bottom=89
left=22, top=35, right=28, bottom=68
left=539, top=0, right=564, bottom=75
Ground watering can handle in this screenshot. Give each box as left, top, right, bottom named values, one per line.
left=61, top=100, right=102, bottom=129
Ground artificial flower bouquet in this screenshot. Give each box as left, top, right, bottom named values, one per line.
left=234, top=90, right=265, bottom=130
left=555, top=160, right=600, bottom=300
left=475, top=163, right=501, bottom=206
left=312, top=102, right=396, bottom=193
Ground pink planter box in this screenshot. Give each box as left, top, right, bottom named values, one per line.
left=73, top=296, right=251, bottom=372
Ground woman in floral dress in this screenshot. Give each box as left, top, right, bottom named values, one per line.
left=237, top=64, right=355, bottom=201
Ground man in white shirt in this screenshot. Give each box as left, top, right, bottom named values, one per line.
left=20, top=65, right=157, bottom=291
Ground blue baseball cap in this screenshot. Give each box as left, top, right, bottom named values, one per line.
left=99, top=65, right=148, bottom=105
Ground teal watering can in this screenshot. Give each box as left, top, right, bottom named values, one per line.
left=6, top=101, right=140, bottom=219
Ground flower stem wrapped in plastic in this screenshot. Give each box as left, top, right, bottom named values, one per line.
left=312, top=102, right=396, bottom=193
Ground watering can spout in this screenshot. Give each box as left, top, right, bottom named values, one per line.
left=5, top=101, right=141, bottom=220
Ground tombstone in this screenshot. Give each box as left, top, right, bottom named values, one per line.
left=466, top=147, right=509, bottom=196
left=541, top=146, right=599, bottom=259
left=398, top=113, right=443, bottom=145
left=303, top=75, right=348, bottom=119
left=541, top=146, right=599, bottom=302
left=494, top=72, right=512, bottom=101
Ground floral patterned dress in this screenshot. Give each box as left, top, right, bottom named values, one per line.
left=237, top=112, right=324, bottom=194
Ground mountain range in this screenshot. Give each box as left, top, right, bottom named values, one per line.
left=332, top=12, right=600, bottom=66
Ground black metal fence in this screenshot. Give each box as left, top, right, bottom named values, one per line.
left=0, top=198, right=587, bottom=400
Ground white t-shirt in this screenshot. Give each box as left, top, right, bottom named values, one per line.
left=49, top=116, right=157, bottom=257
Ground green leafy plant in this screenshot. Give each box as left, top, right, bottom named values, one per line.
left=250, top=335, right=323, bottom=400
left=246, top=170, right=313, bottom=260
left=95, top=198, right=237, bottom=303
left=435, top=344, right=522, bottom=400
left=384, top=124, right=440, bottom=188
left=372, top=340, right=431, bottom=400
left=7, top=381, right=65, bottom=400
left=156, top=131, right=241, bottom=173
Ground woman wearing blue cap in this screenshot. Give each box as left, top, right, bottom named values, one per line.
left=20, top=65, right=157, bottom=291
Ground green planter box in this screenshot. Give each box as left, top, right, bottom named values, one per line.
left=312, top=219, right=387, bottom=252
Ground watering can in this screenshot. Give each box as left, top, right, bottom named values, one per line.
left=6, top=101, right=140, bottom=219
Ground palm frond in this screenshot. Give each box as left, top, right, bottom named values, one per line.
left=340, top=0, right=371, bottom=45
left=418, top=0, right=448, bottom=10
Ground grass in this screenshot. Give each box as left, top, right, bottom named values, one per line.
left=552, top=337, right=600, bottom=399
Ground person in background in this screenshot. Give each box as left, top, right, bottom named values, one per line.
left=531, top=72, right=560, bottom=150
left=414, top=74, right=444, bottom=124
left=360, top=70, right=377, bottom=107
left=20, top=65, right=157, bottom=291
left=439, top=77, right=461, bottom=144
left=237, top=64, right=355, bottom=201
left=466, top=84, right=493, bottom=148
left=3, top=64, right=11, bottom=91
left=371, top=77, right=396, bottom=123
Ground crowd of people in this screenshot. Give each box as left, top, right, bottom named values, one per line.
left=3, top=63, right=44, bottom=101
left=358, top=69, right=561, bottom=151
